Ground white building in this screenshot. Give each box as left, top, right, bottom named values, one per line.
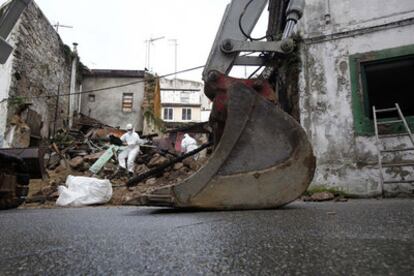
left=298, top=0, right=414, bottom=196
left=160, top=78, right=211, bottom=124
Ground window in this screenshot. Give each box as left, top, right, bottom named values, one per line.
left=362, top=56, right=414, bottom=119
left=182, top=108, right=191, bottom=121
left=163, top=108, right=173, bottom=120
left=88, top=94, right=95, bottom=102
left=180, top=92, right=190, bottom=104
left=350, top=45, right=414, bottom=135
left=122, top=93, right=133, bottom=112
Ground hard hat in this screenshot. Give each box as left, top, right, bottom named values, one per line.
left=126, top=124, right=133, bottom=130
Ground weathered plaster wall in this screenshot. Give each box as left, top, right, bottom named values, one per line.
left=4, top=2, right=73, bottom=141
left=160, top=78, right=204, bottom=91
left=161, top=90, right=201, bottom=105
left=299, top=0, right=414, bottom=196
left=302, top=0, right=414, bottom=36
left=81, top=77, right=145, bottom=131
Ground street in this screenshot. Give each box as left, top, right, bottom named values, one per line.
left=0, top=199, right=413, bottom=275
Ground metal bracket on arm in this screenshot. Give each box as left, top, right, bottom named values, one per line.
left=221, top=38, right=296, bottom=54
left=203, top=0, right=305, bottom=82
left=202, top=0, right=268, bottom=82
left=0, top=0, right=32, bottom=64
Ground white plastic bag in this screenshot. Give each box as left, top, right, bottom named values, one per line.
left=56, top=175, right=113, bottom=207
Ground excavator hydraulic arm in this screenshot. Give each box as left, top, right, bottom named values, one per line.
left=138, top=0, right=315, bottom=210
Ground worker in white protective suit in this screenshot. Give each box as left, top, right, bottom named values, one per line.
left=118, top=124, right=145, bottom=175
left=181, top=133, right=199, bottom=159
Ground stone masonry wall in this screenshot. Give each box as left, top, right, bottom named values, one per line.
left=6, top=1, right=73, bottom=139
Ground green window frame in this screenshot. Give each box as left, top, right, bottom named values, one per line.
left=350, top=44, right=414, bottom=136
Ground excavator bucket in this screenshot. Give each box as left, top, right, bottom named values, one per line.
left=137, top=74, right=316, bottom=210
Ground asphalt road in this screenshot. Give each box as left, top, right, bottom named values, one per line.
left=0, top=199, right=413, bottom=275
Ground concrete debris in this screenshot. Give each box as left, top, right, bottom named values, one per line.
left=22, top=115, right=212, bottom=208
left=68, top=156, right=84, bottom=169
left=183, top=158, right=199, bottom=171
left=302, top=191, right=342, bottom=202
left=83, top=151, right=104, bottom=162
left=145, top=178, right=157, bottom=185
left=173, top=162, right=184, bottom=171
left=311, top=192, right=335, bottom=201
left=147, top=154, right=169, bottom=168
left=4, top=115, right=31, bottom=148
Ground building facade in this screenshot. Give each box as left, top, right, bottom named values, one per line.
left=160, top=78, right=211, bottom=123
left=299, top=0, right=414, bottom=196
left=80, top=70, right=146, bottom=131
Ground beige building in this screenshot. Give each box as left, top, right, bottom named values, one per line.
left=160, top=78, right=210, bottom=124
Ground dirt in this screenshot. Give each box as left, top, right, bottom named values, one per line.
left=22, top=156, right=209, bottom=209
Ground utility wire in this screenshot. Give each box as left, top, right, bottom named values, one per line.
left=0, top=52, right=261, bottom=103
left=0, top=65, right=205, bottom=102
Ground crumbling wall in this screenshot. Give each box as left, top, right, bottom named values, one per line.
left=6, top=2, right=73, bottom=141
left=299, top=0, right=414, bottom=196
left=142, top=74, right=163, bottom=134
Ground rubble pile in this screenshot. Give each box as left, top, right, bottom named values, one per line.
left=301, top=190, right=348, bottom=202
left=24, top=117, right=210, bottom=208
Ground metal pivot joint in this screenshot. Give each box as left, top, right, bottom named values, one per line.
left=137, top=0, right=315, bottom=210
left=202, top=0, right=305, bottom=82
left=220, top=38, right=295, bottom=54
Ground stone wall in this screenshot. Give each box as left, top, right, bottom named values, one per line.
left=2, top=1, right=73, bottom=143
left=142, top=73, right=163, bottom=134
left=298, top=0, right=414, bottom=196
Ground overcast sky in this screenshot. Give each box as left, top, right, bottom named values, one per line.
left=12, top=0, right=269, bottom=82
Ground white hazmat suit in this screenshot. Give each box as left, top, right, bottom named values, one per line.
left=119, top=129, right=145, bottom=173
left=181, top=134, right=199, bottom=157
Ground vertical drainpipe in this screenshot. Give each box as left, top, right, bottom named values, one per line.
left=78, top=84, right=83, bottom=115
left=68, top=42, right=78, bottom=128
left=324, top=0, right=331, bottom=25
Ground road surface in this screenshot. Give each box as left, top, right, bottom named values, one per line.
left=0, top=199, right=413, bottom=275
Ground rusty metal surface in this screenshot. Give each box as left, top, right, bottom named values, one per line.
left=0, top=174, right=16, bottom=192
left=0, top=147, right=45, bottom=179
left=138, top=82, right=316, bottom=210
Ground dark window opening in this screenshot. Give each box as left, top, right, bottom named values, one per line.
left=362, top=55, right=414, bottom=119
left=182, top=108, right=191, bottom=120
left=163, top=108, right=173, bottom=120
left=122, top=93, right=133, bottom=112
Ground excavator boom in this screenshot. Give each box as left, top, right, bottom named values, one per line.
left=138, top=0, right=315, bottom=210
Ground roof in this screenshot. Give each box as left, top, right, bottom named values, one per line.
left=83, top=69, right=145, bottom=78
